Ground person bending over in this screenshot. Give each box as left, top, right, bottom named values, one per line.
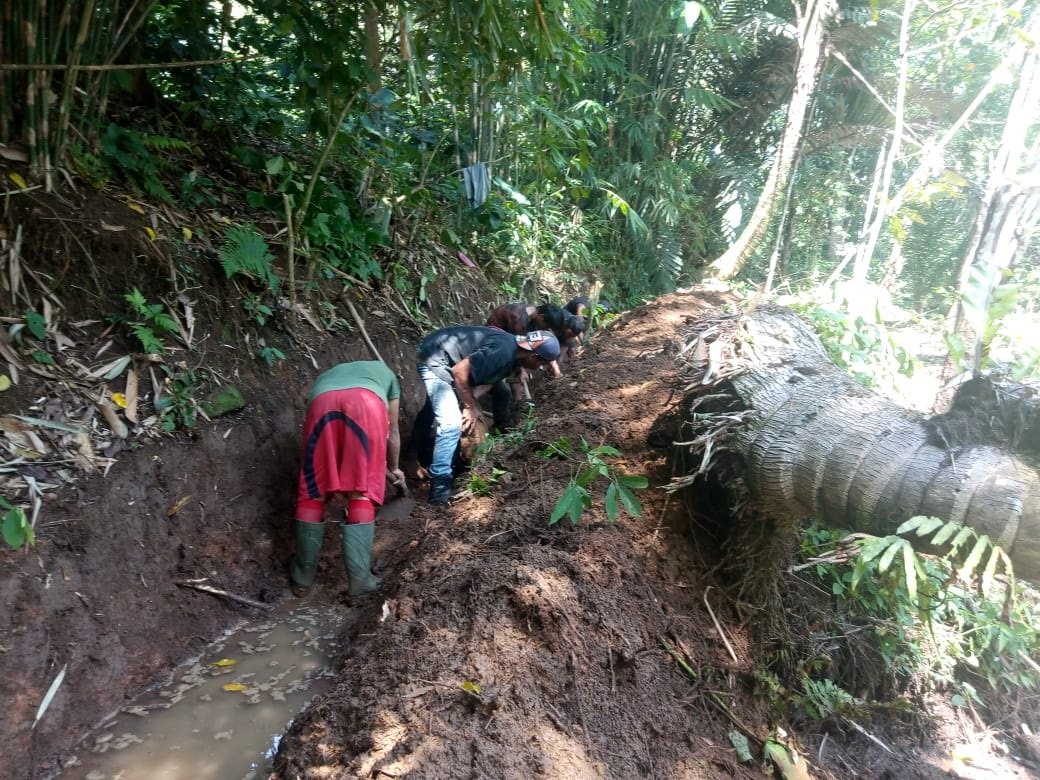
left=416, top=325, right=560, bottom=504
left=290, top=360, right=405, bottom=597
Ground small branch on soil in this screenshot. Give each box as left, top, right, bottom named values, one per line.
left=703, top=586, right=739, bottom=664
left=174, top=580, right=273, bottom=611
left=344, top=298, right=385, bottom=363
left=845, top=718, right=895, bottom=754
left=705, top=691, right=764, bottom=747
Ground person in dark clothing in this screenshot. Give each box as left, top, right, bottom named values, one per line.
left=416, top=326, right=560, bottom=504
left=565, top=295, right=590, bottom=318
left=487, top=302, right=581, bottom=376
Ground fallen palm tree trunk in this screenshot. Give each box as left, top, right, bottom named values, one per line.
left=673, top=305, right=1040, bottom=581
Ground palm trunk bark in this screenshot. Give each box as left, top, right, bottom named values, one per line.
left=677, top=306, right=1040, bottom=580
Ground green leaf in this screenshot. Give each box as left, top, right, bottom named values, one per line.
left=901, top=545, right=917, bottom=603
left=24, top=310, right=47, bottom=341
left=2, top=507, right=34, bottom=549
left=570, top=484, right=590, bottom=525
left=605, top=482, right=619, bottom=522
left=550, top=483, right=584, bottom=526
left=575, top=467, right=599, bottom=487
left=930, top=521, right=959, bottom=547
left=32, top=350, right=55, bottom=365
left=897, top=515, right=943, bottom=536
left=616, top=473, right=648, bottom=489
left=590, top=445, right=622, bottom=457
left=959, top=535, right=991, bottom=581
left=616, top=484, right=642, bottom=518
left=265, top=156, right=285, bottom=176
left=948, top=525, right=975, bottom=553
left=981, top=545, right=1003, bottom=594
left=877, top=537, right=903, bottom=574
left=125, top=287, right=148, bottom=315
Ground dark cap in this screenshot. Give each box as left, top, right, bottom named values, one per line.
left=521, top=330, right=561, bottom=361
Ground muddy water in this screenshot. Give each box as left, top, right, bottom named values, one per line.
left=57, top=601, right=351, bottom=780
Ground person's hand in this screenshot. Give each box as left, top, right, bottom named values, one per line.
left=461, top=405, right=478, bottom=435
left=387, top=468, right=406, bottom=488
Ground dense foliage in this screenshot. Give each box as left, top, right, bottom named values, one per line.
left=4, top=0, right=1032, bottom=315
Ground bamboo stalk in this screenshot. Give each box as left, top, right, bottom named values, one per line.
left=0, top=55, right=255, bottom=72
left=24, top=3, right=41, bottom=176
left=283, top=193, right=296, bottom=320
left=52, top=0, right=97, bottom=168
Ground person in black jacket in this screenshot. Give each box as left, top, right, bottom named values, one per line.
left=416, top=326, right=560, bottom=504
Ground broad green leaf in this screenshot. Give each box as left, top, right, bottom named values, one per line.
left=981, top=546, right=1003, bottom=594
left=959, top=535, right=991, bottom=581
left=569, top=485, right=590, bottom=525
left=858, top=536, right=888, bottom=564
left=550, top=483, right=584, bottom=526
left=616, top=484, right=642, bottom=518
left=878, top=537, right=902, bottom=574
left=949, top=526, right=974, bottom=553
left=931, top=521, right=960, bottom=547
left=266, top=156, right=284, bottom=175
left=24, top=310, right=47, bottom=341
left=902, top=545, right=917, bottom=603
left=3, top=507, right=30, bottom=548
left=605, top=482, right=619, bottom=522
left=575, top=467, right=599, bottom=487
left=897, top=515, right=942, bottom=536
left=850, top=558, right=868, bottom=592
left=617, top=473, right=648, bottom=489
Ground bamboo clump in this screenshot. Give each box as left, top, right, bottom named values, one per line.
left=1, top=1, right=158, bottom=184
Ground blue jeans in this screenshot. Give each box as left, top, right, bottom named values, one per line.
left=417, top=363, right=461, bottom=479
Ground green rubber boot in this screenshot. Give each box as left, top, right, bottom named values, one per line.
left=290, top=520, right=326, bottom=596
left=341, top=522, right=380, bottom=596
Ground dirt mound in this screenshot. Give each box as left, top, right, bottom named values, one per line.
left=272, top=292, right=773, bottom=778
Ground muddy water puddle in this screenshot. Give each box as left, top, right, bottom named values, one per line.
left=57, top=601, right=351, bottom=780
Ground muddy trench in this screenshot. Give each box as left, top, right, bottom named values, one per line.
left=4, top=289, right=754, bottom=779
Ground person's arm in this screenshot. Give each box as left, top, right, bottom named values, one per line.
left=385, top=398, right=404, bottom=487
left=450, top=358, right=482, bottom=434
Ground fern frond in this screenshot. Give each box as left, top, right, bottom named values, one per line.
left=220, top=226, right=280, bottom=293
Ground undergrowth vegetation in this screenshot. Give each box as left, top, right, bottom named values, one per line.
left=771, top=517, right=1040, bottom=731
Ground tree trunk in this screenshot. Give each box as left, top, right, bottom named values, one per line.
left=937, top=10, right=1040, bottom=400
left=676, top=306, right=1040, bottom=580
left=708, top=0, right=836, bottom=280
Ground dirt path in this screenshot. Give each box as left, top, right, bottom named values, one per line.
left=272, top=290, right=770, bottom=778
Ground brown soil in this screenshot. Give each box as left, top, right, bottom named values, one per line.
left=1, top=188, right=1031, bottom=780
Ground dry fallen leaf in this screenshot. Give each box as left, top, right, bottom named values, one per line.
left=112, top=392, right=128, bottom=409
left=212, top=658, right=237, bottom=667
left=167, top=495, right=192, bottom=517
left=7, top=171, right=28, bottom=189
left=126, top=201, right=146, bottom=215
left=124, top=369, right=139, bottom=424
left=221, top=683, right=247, bottom=692
left=143, top=226, right=157, bottom=241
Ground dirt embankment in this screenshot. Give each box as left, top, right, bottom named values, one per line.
left=272, top=292, right=777, bottom=779
left=0, top=190, right=436, bottom=779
